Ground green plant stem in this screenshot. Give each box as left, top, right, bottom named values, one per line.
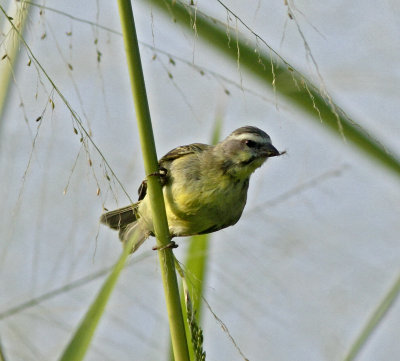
left=147, top=0, right=400, bottom=179
left=116, top=1, right=189, bottom=360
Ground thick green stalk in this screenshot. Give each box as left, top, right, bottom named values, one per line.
left=116, top=1, right=189, bottom=360
left=147, top=0, right=400, bottom=178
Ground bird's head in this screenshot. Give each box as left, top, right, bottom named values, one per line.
left=216, top=126, right=281, bottom=180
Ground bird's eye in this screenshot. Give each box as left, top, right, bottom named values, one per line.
left=244, top=140, right=257, bottom=148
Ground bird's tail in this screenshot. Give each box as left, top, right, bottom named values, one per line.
left=100, top=203, right=150, bottom=253
left=100, top=204, right=139, bottom=230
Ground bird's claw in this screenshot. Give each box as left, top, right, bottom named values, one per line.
left=147, top=167, right=168, bottom=179
left=152, top=240, right=178, bottom=251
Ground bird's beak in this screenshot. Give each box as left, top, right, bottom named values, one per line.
left=261, top=143, right=280, bottom=157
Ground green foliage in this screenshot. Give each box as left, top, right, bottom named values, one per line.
left=147, top=0, right=400, bottom=179
left=58, top=239, right=134, bottom=361
left=2, top=1, right=399, bottom=360
left=185, top=286, right=206, bottom=361
left=342, top=275, right=400, bottom=361
left=175, top=259, right=207, bottom=361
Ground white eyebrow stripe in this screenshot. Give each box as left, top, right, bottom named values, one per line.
left=230, top=133, right=270, bottom=144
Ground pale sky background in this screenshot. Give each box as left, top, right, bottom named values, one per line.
left=0, top=1, right=399, bottom=360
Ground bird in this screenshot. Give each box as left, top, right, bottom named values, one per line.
left=100, top=126, right=282, bottom=253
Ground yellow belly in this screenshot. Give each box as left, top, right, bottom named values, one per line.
left=137, top=155, right=250, bottom=237
left=163, top=174, right=248, bottom=236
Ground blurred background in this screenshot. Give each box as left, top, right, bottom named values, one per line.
left=0, top=0, right=399, bottom=360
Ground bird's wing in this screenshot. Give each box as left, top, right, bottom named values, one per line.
left=159, top=143, right=209, bottom=163
left=137, top=143, right=210, bottom=201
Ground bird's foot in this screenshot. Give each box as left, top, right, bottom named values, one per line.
left=152, top=240, right=178, bottom=251
left=138, top=167, right=168, bottom=200
left=147, top=167, right=168, bottom=179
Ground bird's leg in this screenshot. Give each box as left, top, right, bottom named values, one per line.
left=152, top=240, right=178, bottom=251
left=147, top=167, right=173, bottom=251
left=147, top=167, right=168, bottom=186
left=138, top=167, right=168, bottom=200
left=147, top=166, right=168, bottom=179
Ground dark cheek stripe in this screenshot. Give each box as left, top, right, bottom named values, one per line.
left=240, top=156, right=256, bottom=166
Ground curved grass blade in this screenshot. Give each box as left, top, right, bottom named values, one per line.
left=342, top=274, right=400, bottom=361
left=147, top=0, right=400, bottom=178
left=58, top=236, right=134, bottom=361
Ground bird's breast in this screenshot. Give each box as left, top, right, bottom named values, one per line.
left=164, top=172, right=249, bottom=236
